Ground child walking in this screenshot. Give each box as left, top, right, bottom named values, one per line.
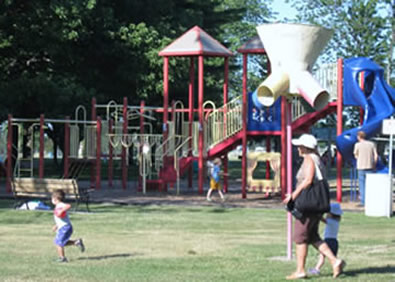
left=309, top=202, right=343, bottom=275
left=206, top=158, right=225, bottom=202
left=52, top=190, right=85, bottom=262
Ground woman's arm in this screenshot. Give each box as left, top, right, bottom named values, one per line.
left=291, top=155, right=315, bottom=200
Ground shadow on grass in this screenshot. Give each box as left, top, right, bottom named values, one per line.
left=77, top=253, right=137, bottom=261
left=0, top=199, right=15, bottom=209
left=344, top=265, right=395, bottom=277
left=209, top=207, right=228, bottom=213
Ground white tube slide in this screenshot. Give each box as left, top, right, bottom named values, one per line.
left=255, top=23, right=333, bottom=109
left=257, top=72, right=289, bottom=107
left=291, top=71, right=330, bottom=111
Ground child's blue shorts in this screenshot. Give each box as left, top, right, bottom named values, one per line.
left=54, top=224, right=73, bottom=247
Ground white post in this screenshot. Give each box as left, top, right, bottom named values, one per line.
left=286, top=101, right=293, bottom=260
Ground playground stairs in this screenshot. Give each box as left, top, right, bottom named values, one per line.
left=292, top=102, right=337, bottom=133
left=207, top=130, right=243, bottom=158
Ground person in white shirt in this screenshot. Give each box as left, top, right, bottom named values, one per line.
left=309, top=203, right=343, bottom=275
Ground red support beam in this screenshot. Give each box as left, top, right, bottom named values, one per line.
left=39, top=114, right=45, bottom=179
left=223, top=57, right=229, bottom=193
left=96, top=117, right=102, bottom=189
left=6, top=115, right=12, bottom=193
left=90, top=97, right=97, bottom=188
left=241, top=54, right=248, bottom=199
left=359, top=71, right=365, bottom=125
left=64, top=116, right=70, bottom=179
left=198, top=55, right=204, bottom=195
left=108, top=119, right=113, bottom=187
left=163, top=56, right=169, bottom=144
left=188, top=57, right=194, bottom=189
left=138, top=100, right=145, bottom=192
left=336, top=58, right=344, bottom=202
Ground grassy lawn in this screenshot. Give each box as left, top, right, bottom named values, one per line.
left=0, top=200, right=395, bottom=281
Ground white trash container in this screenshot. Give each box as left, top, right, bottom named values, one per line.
left=365, top=173, right=392, bottom=217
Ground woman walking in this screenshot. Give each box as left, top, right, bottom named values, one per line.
left=284, top=134, right=346, bottom=279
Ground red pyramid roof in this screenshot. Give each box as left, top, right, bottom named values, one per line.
left=159, top=26, right=233, bottom=57
left=238, top=36, right=266, bottom=54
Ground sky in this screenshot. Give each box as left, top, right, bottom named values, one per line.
left=271, top=0, right=298, bottom=21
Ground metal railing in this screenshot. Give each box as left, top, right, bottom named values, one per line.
left=292, top=62, right=339, bottom=121
left=205, top=95, right=243, bottom=148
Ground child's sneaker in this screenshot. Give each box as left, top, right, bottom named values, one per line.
left=308, top=268, right=320, bottom=275
left=56, top=257, right=68, bottom=263
left=207, top=197, right=212, bottom=202
left=75, top=238, right=85, bottom=253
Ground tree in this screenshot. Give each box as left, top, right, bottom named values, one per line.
left=0, top=0, right=275, bottom=168
left=218, top=0, right=275, bottom=97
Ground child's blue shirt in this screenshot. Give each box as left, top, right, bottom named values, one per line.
left=211, top=164, right=220, bottom=182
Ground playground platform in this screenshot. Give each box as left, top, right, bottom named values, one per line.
left=0, top=179, right=386, bottom=212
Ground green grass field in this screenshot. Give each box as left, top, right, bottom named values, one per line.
left=1, top=200, right=395, bottom=281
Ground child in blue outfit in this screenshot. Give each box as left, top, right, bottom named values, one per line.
left=206, top=158, right=225, bottom=202
left=52, top=190, right=85, bottom=262
left=309, top=202, right=343, bottom=275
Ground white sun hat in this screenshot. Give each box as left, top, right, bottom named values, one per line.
left=329, top=202, right=343, bottom=216
left=291, top=134, right=317, bottom=149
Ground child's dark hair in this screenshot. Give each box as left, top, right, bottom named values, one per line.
left=52, top=190, right=65, bottom=202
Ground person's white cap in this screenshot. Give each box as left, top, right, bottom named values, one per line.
left=291, top=134, right=317, bottom=150
left=330, top=202, right=343, bottom=216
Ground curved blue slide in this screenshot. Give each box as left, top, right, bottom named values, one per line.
left=336, top=57, right=395, bottom=167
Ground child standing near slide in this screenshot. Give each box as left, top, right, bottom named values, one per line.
left=309, top=203, right=343, bottom=275
left=52, top=190, right=85, bottom=262
left=206, top=158, right=225, bottom=202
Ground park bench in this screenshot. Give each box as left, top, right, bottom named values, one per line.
left=11, top=177, right=92, bottom=212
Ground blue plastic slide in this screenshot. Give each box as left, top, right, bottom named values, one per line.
left=336, top=57, right=395, bottom=166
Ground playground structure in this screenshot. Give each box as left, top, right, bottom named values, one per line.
left=3, top=24, right=394, bottom=204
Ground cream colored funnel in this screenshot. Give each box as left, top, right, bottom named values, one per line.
left=256, top=23, right=333, bottom=110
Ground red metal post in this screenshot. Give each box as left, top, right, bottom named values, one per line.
left=96, top=117, right=101, bottom=189
left=241, top=54, right=248, bottom=199
left=336, top=58, right=344, bottom=202
left=163, top=56, right=169, bottom=144
left=162, top=57, right=169, bottom=193
left=39, top=114, right=45, bottom=179
left=198, top=55, right=204, bottom=195
left=188, top=57, right=194, bottom=189
left=6, top=115, right=12, bottom=193
left=138, top=100, right=145, bottom=192
left=91, top=97, right=97, bottom=188
left=108, top=119, right=113, bottom=187
left=281, top=96, right=287, bottom=199
left=122, top=97, right=128, bottom=189
left=359, top=71, right=364, bottom=125
left=223, top=57, right=229, bottom=193
left=64, top=116, right=70, bottom=178
left=91, top=97, right=97, bottom=120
